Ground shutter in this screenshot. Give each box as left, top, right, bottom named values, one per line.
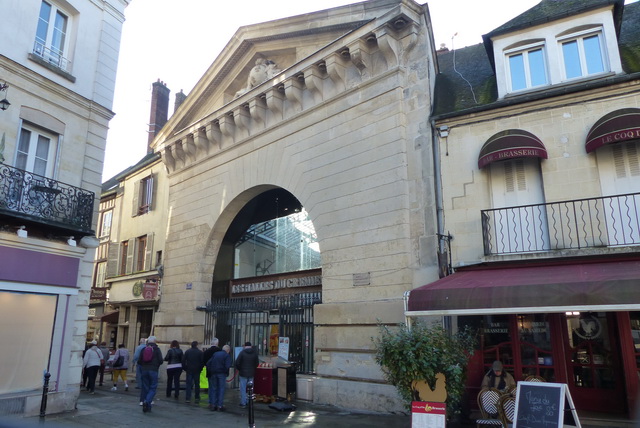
left=626, top=142, right=640, bottom=177
left=132, top=179, right=140, bottom=217
left=125, top=239, right=134, bottom=274
left=145, top=233, right=154, bottom=270
left=105, top=242, right=120, bottom=278
left=504, top=161, right=515, bottom=193
left=149, top=174, right=156, bottom=212
left=515, top=159, right=527, bottom=191
left=612, top=145, right=627, bottom=179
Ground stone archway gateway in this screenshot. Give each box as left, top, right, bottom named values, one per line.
left=150, top=0, right=437, bottom=412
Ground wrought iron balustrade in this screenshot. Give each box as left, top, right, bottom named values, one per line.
left=32, top=41, right=71, bottom=72
left=481, top=193, right=640, bottom=255
left=0, top=164, right=94, bottom=235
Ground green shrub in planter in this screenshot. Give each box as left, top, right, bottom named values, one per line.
left=372, top=321, right=475, bottom=419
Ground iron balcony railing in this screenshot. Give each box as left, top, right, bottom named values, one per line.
left=481, top=192, right=640, bottom=255
left=32, top=41, right=72, bottom=73
left=0, top=163, right=94, bottom=236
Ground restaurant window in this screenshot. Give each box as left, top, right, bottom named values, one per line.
left=518, top=314, right=555, bottom=381
left=135, top=235, right=147, bottom=272
left=506, top=42, right=548, bottom=92
left=559, top=29, right=607, bottom=80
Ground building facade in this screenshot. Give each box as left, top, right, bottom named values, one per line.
left=407, top=0, right=640, bottom=419
left=89, top=80, right=173, bottom=357
left=0, top=0, right=129, bottom=417
left=149, top=0, right=440, bottom=411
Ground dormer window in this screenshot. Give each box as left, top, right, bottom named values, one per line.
left=505, top=42, right=548, bottom=92
left=558, top=28, right=607, bottom=80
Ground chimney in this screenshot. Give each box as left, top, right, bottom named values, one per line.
left=174, top=90, right=187, bottom=113
left=148, top=79, right=170, bottom=152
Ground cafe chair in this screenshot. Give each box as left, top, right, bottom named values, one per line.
left=498, top=394, right=516, bottom=428
left=476, top=387, right=503, bottom=428
left=524, top=375, right=546, bottom=382
left=504, top=385, right=517, bottom=397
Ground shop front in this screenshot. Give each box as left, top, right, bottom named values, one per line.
left=405, top=257, right=640, bottom=417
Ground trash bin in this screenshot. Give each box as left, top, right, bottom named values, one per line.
left=277, top=365, right=296, bottom=400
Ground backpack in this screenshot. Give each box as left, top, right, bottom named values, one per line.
left=141, top=345, right=154, bottom=363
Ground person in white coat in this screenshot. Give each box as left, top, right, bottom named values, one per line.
left=83, top=340, right=103, bottom=394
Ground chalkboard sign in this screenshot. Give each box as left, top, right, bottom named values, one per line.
left=514, top=382, right=581, bottom=428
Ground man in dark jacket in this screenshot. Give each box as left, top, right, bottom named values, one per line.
left=235, top=342, right=259, bottom=408
left=139, top=336, right=163, bottom=413
left=206, top=345, right=232, bottom=411
left=183, top=341, right=204, bottom=404
left=202, top=338, right=220, bottom=378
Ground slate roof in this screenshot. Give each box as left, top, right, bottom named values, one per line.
left=433, top=0, right=640, bottom=118
left=100, top=151, right=160, bottom=194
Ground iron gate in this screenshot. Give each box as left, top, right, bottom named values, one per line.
left=198, top=292, right=320, bottom=374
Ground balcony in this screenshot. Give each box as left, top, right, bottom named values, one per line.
left=0, top=164, right=94, bottom=236
left=481, top=193, right=640, bottom=256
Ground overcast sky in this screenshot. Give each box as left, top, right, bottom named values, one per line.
left=102, top=0, right=546, bottom=179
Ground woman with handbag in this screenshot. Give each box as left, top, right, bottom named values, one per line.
left=82, top=340, right=103, bottom=394
left=110, top=343, right=130, bottom=391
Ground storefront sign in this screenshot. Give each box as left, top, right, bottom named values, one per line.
left=143, top=282, right=158, bottom=300
left=90, top=287, right=108, bottom=301
left=514, top=382, right=580, bottom=428
left=231, top=274, right=321, bottom=295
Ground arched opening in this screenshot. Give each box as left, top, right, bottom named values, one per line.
left=203, top=187, right=321, bottom=374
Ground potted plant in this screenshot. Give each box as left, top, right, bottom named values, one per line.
left=372, top=321, right=475, bottom=421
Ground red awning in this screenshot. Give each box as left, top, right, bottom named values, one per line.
left=477, top=129, right=547, bottom=169
left=586, top=108, right=640, bottom=153
left=406, top=259, right=640, bottom=316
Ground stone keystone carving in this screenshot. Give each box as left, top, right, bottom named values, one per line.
left=234, top=58, right=281, bottom=98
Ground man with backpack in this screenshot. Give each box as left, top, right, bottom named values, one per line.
left=138, top=336, right=163, bottom=413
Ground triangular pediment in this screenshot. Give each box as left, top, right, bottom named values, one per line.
left=154, top=0, right=405, bottom=143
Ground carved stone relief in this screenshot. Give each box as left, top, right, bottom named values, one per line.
left=234, top=58, right=282, bottom=98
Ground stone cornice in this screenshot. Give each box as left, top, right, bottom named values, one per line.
left=159, top=3, right=424, bottom=174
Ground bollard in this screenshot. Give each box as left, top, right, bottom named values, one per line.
left=39, top=371, right=51, bottom=420
left=247, top=380, right=256, bottom=428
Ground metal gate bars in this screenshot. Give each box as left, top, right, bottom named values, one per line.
left=198, top=292, right=321, bottom=374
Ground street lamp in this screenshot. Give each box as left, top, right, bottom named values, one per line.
left=0, top=82, right=11, bottom=111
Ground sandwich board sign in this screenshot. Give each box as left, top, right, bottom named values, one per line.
left=411, top=401, right=446, bottom=428
left=514, top=382, right=581, bottom=428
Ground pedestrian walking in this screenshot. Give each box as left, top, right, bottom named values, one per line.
left=164, top=340, right=184, bottom=399
left=132, top=338, right=147, bottom=389
left=206, top=345, right=232, bottom=411
left=82, top=340, right=103, bottom=394
left=182, top=341, right=204, bottom=404
left=98, top=342, right=110, bottom=386
left=81, top=342, right=91, bottom=389
left=235, top=342, right=259, bottom=408
left=139, top=336, right=163, bottom=413
left=110, top=343, right=130, bottom=391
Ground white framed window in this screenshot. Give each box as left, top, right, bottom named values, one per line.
left=559, top=29, right=608, bottom=80
left=99, top=209, right=113, bottom=238
left=506, top=42, right=548, bottom=92
left=16, top=124, right=58, bottom=178
left=94, top=262, right=107, bottom=288
left=133, top=174, right=155, bottom=216
left=34, top=1, right=71, bottom=70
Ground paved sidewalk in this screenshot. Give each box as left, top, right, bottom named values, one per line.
left=3, top=383, right=411, bottom=428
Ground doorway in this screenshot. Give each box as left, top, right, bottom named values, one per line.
left=561, top=312, right=626, bottom=413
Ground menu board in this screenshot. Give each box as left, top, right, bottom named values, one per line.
left=411, top=401, right=446, bottom=428
left=514, top=382, right=580, bottom=428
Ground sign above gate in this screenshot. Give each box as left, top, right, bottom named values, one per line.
left=230, top=270, right=321, bottom=295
